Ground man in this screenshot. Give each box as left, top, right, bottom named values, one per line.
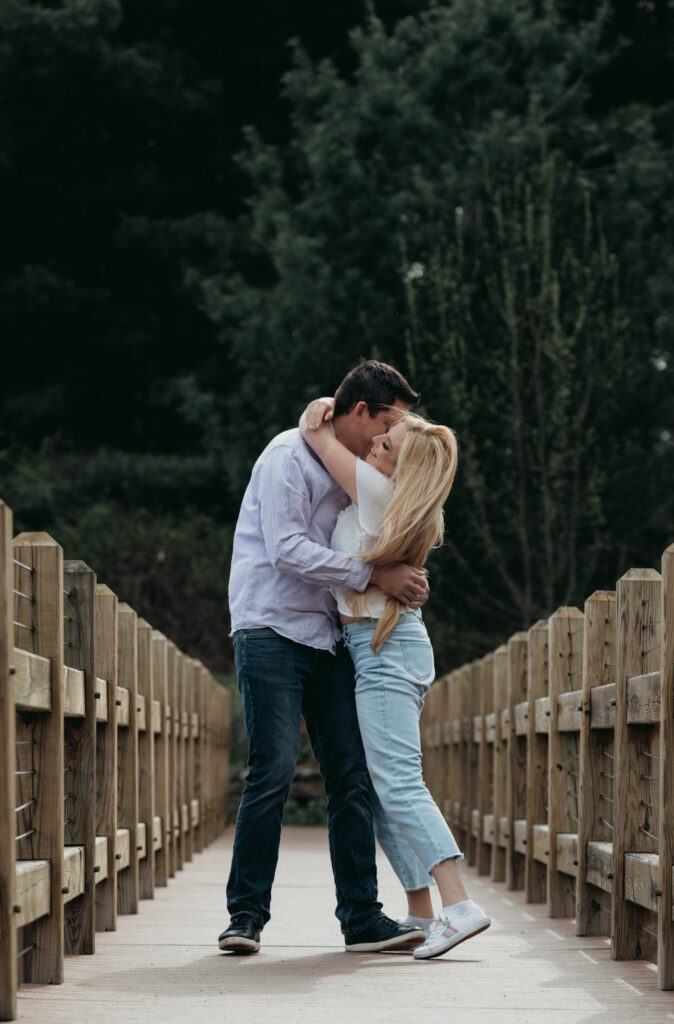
left=220, top=361, right=430, bottom=955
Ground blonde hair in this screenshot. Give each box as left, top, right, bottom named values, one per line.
left=348, top=414, right=458, bottom=652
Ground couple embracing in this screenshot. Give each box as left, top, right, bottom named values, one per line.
left=220, top=360, right=490, bottom=961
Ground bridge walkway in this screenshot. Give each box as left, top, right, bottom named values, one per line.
left=15, top=827, right=672, bottom=1024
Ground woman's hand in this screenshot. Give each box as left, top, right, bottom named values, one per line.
left=303, top=396, right=335, bottom=431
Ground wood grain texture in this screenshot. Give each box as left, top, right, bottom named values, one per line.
left=116, top=604, right=139, bottom=916
left=13, top=532, right=65, bottom=985
left=659, top=544, right=674, bottom=988
left=525, top=620, right=548, bottom=904
left=506, top=632, right=528, bottom=891
left=0, top=503, right=17, bottom=1019
left=613, top=569, right=662, bottom=964
left=94, top=584, right=118, bottom=932
left=166, top=643, right=178, bottom=876
left=63, top=560, right=97, bottom=956
left=476, top=654, right=493, bottom=876
left=136, top=619, right=155, bottom=898
left=491, top=645, right=508, bottom=883
left=547, top=606, right=583, bottom=919
left=152, top=633, right=169, bottom=887
left=13, top=649, right=50, bottom=713
left=576, top=591, right=616, bottom=938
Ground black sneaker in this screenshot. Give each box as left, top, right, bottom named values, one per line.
left=218, top=912, right=262, bottom=954
left=344, top=913, right=426, bottom=953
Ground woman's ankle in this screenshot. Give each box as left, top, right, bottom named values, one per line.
left=406, top=886, right=434, bottom=919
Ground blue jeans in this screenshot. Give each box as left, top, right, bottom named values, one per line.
left=227, top=628, right=382, bottom=933
left=343, top=615, right=463, bottom=892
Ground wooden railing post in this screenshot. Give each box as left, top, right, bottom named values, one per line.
left=166, top=641, right=178, bottom=876
left=506, top=631, right=528, bottom=891
left=13, top=533, right=64, bottom=984
left=613, top=569, right=662, bottom=962
left=491, top=645, right=508, bottom=883
left=95, top=583, right=118, bottom=932
left=184, top=659, right=196, bottom=862
left=193, top=662, right=203, bottom=854
left=117, top=604, right=139, bottom=915
left=467, top=660, right=482, bottom=866
left=576, top=590, right=616, bottom=936
left=152, top=631, right=169, bottom=887
left=525, top=620, right=548, bottom=903
left=660, top=545, right=674, bottom=988
left=63, top=560, right=97, bottom=955
left=447, top=672, right=461, bottom=844
left=477, top=654, right=494, bottom=875
left=547, top=606, right=584, bottom=918
left=0, top=503, right=17, bottom=1021
left=137, top=619, right=154, bottom=898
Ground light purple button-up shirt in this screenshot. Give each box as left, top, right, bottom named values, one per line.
left=228, top=427, right=373, bottom=652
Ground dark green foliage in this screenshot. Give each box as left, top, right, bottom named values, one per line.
left=1, top=1, right=672, bottom=671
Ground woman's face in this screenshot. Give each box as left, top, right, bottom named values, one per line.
left=365, top=420, right=407, bottom=477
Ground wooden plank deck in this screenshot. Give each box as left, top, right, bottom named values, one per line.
left=16, top=827, right=674, bottom=1023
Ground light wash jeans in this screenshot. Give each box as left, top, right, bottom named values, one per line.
left=343, top=614, right=463, bottom=892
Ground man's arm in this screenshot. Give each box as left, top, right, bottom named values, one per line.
left=258, top=446, right=372, bottom=591
left=258, top=446, right=429, bottom=605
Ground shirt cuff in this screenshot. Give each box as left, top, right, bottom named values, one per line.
left=348, top=559, right=374, bottom=592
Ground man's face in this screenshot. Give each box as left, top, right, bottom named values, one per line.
left=353, top=398, right=410, bottom=458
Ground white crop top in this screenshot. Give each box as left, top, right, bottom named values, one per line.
left=330, top=459, right=394, bottom=619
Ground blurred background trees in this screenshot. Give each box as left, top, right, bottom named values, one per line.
left=1, top=0, right=672, bottom=671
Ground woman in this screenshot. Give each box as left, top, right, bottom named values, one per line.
left=300, top=397, right=490, bottom=960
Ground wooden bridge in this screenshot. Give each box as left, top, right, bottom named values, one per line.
left=1, top=495, right=673, bottom=1020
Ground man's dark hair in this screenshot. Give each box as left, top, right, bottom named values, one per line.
left=333, top=360, right=420, bottom=417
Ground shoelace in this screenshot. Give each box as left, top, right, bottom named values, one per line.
left=426, top=913, right=452, bottom=941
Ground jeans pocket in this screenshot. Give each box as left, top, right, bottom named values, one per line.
left=402, top=638, right=435, bottom=684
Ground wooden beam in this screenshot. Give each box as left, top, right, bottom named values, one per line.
left=13, top=648, right=50, bottom=713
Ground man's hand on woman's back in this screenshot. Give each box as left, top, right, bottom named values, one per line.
left=370, top=563, right=430, bottom=609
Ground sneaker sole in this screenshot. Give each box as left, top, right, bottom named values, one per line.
left=345, top=930, right=426, bottom=953
left=218, top=935, right=261, bottom=954
left=413, top=919, right=491, bottom=960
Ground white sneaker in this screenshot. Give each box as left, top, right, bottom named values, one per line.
left=413, top=903, right=491, bottom=960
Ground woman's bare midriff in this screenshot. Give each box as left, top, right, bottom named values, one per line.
left=340, top=613, right=361, bottom=624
